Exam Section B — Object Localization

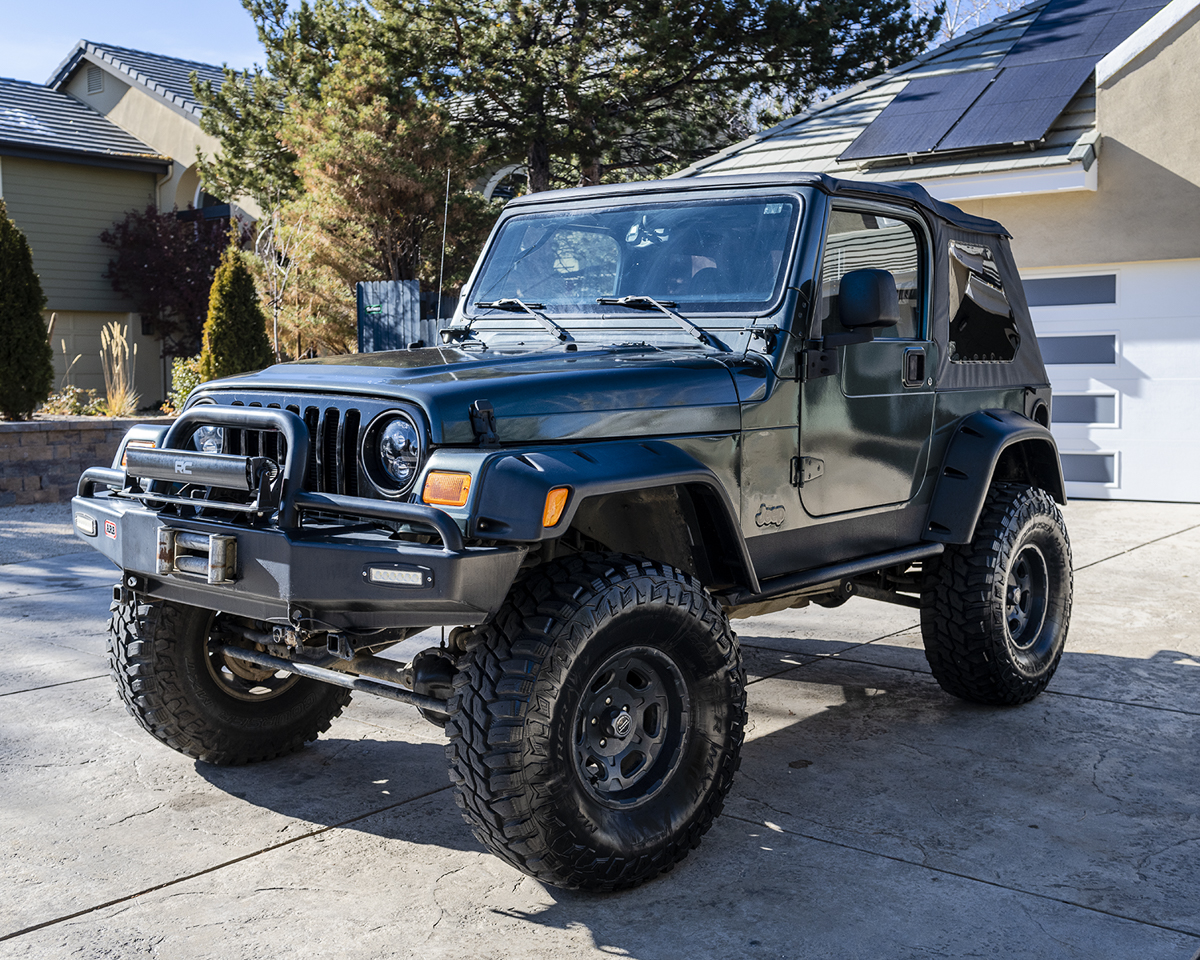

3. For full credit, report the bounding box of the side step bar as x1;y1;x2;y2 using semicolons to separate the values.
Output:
722;542;944;607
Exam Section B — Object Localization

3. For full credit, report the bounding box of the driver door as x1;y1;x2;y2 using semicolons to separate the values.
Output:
799;205;936;517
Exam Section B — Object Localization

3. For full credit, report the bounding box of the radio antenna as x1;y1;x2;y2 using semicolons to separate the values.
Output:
437;167;451;325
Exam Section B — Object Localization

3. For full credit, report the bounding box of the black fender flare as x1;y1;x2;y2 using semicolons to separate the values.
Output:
469;439;759;594
923;409;1066;545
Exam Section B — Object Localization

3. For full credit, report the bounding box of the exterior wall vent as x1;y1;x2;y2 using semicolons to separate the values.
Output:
87;66;104;94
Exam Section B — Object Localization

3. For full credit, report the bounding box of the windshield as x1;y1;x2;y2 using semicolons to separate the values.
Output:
469;196;801;318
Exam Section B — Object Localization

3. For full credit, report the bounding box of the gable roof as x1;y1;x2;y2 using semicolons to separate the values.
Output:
0;77;168;172
677;0;1173;197
47;40;228;119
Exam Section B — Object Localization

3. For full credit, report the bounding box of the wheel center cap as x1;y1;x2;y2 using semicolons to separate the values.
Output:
613;712;633;738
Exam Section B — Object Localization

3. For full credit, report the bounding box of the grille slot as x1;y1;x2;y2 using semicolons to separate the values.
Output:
342;409;361;496
321;407;340;493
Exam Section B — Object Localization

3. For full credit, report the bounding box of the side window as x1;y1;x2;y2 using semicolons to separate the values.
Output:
819;208;923;339
948;241;1018;362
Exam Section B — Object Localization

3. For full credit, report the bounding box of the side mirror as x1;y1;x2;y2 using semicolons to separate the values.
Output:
838;269;900;329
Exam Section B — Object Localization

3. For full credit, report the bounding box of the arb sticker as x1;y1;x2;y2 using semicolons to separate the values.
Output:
104;520;117;540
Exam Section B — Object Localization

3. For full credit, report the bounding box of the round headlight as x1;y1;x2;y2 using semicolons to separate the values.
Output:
193;425;224;454
379;416;421;488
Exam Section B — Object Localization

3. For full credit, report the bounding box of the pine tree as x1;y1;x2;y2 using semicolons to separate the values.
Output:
199;243;275;381
0;201;53;420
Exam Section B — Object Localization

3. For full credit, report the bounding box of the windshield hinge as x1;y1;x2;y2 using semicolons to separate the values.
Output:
469;400;500;447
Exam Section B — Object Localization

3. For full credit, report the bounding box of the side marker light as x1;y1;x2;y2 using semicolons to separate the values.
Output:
543;486;570;527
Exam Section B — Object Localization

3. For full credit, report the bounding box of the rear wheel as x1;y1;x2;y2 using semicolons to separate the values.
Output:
107;594;351;764
445;554;745;890
921;483;1072;705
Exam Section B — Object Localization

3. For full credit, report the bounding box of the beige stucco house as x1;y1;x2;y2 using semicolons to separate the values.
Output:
679;0;1200;502
1;42;250;406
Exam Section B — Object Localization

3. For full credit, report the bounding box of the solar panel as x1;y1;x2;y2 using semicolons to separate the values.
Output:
839;71;995;161
937;57;1096;150
836;0;1168;160
1004;0;1164;65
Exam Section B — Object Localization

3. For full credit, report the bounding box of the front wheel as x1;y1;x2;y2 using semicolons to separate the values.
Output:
921;483;1073;705
445;554;745;890
107;595;351;764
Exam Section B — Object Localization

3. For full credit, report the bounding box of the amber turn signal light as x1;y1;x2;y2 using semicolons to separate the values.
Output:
543;486;570;527
121;439;156;467
422;471;472;507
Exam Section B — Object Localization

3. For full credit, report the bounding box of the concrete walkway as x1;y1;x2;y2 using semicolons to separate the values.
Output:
1;501;1198;959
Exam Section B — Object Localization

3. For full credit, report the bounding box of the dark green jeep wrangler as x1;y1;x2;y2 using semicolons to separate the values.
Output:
73;173;1072;890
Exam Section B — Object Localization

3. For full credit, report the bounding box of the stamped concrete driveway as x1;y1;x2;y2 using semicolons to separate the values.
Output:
1;501;1198;960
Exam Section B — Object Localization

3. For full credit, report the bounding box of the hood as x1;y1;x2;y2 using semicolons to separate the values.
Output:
200;345;744;444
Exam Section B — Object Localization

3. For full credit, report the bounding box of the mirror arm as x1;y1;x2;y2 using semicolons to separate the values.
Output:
821;328;876;348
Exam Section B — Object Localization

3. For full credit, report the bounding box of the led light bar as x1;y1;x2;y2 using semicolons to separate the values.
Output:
366;565;432;588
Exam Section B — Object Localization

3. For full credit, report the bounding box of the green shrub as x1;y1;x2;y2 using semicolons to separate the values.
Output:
162;355;206;415
199;243;275;382
0;201;54;419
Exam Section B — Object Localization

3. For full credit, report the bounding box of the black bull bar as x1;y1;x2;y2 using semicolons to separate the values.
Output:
73;406;523;630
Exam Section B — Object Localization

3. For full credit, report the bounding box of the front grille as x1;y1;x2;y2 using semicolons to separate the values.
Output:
201;394;400;498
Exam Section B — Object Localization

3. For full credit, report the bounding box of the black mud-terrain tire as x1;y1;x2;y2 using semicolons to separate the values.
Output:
107;594;351;764
921;483;1073;705
445;554;745;891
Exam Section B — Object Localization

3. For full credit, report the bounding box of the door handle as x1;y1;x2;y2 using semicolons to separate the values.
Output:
903;347;926;387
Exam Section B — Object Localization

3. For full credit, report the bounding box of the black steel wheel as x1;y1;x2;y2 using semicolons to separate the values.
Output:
573;646;690;806
446;554;745;890
107;594;351;764
921;483;1073;705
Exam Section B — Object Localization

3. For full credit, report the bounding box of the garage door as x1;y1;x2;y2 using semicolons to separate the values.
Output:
1024;260;1200;502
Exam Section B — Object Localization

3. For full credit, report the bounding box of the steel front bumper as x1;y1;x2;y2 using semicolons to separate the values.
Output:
72;489;525;629
70;405;527;630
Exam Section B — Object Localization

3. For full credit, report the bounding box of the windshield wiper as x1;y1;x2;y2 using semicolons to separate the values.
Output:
596;295;731;352
473;298;575;343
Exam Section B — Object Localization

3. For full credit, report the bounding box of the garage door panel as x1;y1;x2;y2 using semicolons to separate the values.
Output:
1026;259;1200;503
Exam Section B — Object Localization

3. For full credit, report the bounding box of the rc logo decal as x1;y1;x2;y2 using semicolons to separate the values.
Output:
174;459;194;475
104;519;117;539
755;503;786;528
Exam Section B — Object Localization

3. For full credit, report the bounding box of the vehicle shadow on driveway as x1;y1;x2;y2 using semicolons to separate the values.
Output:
191;735;487;854
486;641;1200;957
185;639;1199;958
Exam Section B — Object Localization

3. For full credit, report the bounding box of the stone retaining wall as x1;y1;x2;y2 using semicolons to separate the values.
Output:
0;418;173;506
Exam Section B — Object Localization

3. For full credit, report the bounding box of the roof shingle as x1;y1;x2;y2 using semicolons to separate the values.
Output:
0;77;167;170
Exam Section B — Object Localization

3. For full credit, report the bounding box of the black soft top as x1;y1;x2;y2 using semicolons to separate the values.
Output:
506;172;1045;391
506;172;1010;237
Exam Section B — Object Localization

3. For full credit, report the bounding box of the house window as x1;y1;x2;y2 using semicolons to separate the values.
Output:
1024;275;1116;307
87;66;104;95
1038;334;1116;365
819;208;923;339
948;241;1018;362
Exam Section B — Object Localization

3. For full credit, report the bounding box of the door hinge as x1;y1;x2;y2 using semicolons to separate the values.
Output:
791;456;824;487
802;347;838;381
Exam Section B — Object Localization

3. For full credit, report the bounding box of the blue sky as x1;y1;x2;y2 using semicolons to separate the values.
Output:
0;0;264;83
